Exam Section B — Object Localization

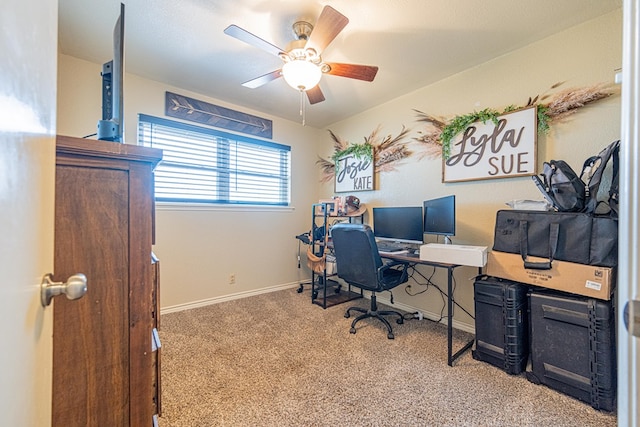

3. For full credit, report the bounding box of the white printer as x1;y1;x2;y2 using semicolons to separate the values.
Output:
419;243;488;267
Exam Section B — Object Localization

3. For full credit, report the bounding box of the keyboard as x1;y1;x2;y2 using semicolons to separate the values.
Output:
377;243;405;253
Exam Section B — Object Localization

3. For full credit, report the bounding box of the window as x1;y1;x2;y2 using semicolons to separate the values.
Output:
138;114;290;205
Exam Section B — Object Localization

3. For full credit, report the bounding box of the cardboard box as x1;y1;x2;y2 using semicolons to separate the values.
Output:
487;251;614;300
325;254;337;275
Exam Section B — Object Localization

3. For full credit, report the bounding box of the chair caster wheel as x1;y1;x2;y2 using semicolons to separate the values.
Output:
344;312;350;319
350;327;356;334
296;287;303;293
396;318;403;325
387;333;395;339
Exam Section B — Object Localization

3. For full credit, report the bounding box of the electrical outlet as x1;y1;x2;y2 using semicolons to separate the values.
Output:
229;273;236;285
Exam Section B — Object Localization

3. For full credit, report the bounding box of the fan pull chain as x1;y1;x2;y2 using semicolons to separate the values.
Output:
299;89;306;126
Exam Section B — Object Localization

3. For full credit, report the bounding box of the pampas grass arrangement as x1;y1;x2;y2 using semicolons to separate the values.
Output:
316;125;412;183
315;81;616;181
542;82;615;123
414;81;617;158
413;111;447;160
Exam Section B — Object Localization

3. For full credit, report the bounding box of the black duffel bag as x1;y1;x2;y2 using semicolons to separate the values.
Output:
492;210;618;269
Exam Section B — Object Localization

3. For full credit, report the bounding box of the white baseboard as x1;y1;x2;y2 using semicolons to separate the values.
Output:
160;281;301;314
375;294;475;334
160;281;476;335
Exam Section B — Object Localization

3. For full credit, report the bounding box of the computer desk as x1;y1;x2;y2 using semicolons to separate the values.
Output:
380;251;476;366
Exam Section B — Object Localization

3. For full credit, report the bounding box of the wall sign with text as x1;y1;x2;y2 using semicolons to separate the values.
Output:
334;146;374;192
443;106;537;183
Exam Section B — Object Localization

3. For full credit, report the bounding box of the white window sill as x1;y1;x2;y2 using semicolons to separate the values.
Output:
156;202;295;213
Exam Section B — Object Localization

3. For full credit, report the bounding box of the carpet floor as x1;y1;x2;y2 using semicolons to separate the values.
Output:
157;288;617;426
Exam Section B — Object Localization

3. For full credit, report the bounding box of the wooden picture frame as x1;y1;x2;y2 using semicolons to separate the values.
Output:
443;106;537;183
334;146;374;192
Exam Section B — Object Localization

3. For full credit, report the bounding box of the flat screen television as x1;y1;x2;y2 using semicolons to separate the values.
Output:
97;3;125;142
423;195;456;243
372;206;424;245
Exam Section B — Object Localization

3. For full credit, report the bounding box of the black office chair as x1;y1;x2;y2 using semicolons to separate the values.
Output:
331;223;410;339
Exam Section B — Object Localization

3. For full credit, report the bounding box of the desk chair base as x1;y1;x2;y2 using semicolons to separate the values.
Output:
344;294;403;339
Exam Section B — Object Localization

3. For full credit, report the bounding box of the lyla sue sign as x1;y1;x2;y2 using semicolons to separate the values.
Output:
443;106;537;183
334;146;374;192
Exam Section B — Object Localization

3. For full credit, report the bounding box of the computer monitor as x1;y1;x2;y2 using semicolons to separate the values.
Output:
97;3;125;142
372;206;424;245
423;195;456;243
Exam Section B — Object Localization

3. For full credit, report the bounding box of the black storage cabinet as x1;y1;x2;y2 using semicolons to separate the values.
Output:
472;275;529;374
526;289;616;411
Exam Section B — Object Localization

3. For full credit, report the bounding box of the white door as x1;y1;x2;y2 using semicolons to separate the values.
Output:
0;0;57;425
618;1;640;426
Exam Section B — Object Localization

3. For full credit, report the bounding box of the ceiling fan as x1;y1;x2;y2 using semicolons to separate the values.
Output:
223;5;379;105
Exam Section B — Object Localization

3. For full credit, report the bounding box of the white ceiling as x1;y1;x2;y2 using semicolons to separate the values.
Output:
58;0;622;129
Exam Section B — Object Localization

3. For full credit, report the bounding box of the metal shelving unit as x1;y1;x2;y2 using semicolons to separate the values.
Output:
309;202;363;309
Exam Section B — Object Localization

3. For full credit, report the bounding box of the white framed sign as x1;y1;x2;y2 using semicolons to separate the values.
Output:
334;146;374;192
443;106;537;183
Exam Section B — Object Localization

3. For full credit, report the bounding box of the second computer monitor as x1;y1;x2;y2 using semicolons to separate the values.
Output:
372;206;424;245
423;195;456;239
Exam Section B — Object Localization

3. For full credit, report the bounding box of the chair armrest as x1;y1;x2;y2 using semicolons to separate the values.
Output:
377;261;409;282
381;260;408;269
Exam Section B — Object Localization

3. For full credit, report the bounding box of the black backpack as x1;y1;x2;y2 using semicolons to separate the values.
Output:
532;140;620;216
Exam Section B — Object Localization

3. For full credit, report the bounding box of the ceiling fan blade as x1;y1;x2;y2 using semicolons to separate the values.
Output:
306;85;325;104
305;6;348;55
325;63;379;82
224;25;285;57
242;69;283;89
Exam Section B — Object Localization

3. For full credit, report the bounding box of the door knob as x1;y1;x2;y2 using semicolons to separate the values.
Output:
40;273;87;307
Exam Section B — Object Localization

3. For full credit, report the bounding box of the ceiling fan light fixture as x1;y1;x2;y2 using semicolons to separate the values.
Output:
282;59;322;91
225;5;377;107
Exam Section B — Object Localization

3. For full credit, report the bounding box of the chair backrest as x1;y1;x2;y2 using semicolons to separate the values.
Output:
331;223;384;291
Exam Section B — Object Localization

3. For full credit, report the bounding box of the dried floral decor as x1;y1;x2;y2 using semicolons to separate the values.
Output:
317;126;411;183
415;82;617;159
317;82;616;182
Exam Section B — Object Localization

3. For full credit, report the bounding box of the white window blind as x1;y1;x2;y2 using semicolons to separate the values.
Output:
138;114;290;205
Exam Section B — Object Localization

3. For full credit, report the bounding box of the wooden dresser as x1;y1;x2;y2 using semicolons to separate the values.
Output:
52;135;163;426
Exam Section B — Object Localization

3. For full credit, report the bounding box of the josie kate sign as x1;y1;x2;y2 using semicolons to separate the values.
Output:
443;106;537;183
334;146;374;192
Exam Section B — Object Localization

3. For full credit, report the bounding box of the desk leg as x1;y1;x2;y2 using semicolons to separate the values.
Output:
447;266;453;366
447;265;474;366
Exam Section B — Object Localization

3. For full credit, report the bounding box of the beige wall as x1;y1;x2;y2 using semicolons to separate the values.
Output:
57;54;323;310
323;10;622;330
1;0;57;424
57;9;622;329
